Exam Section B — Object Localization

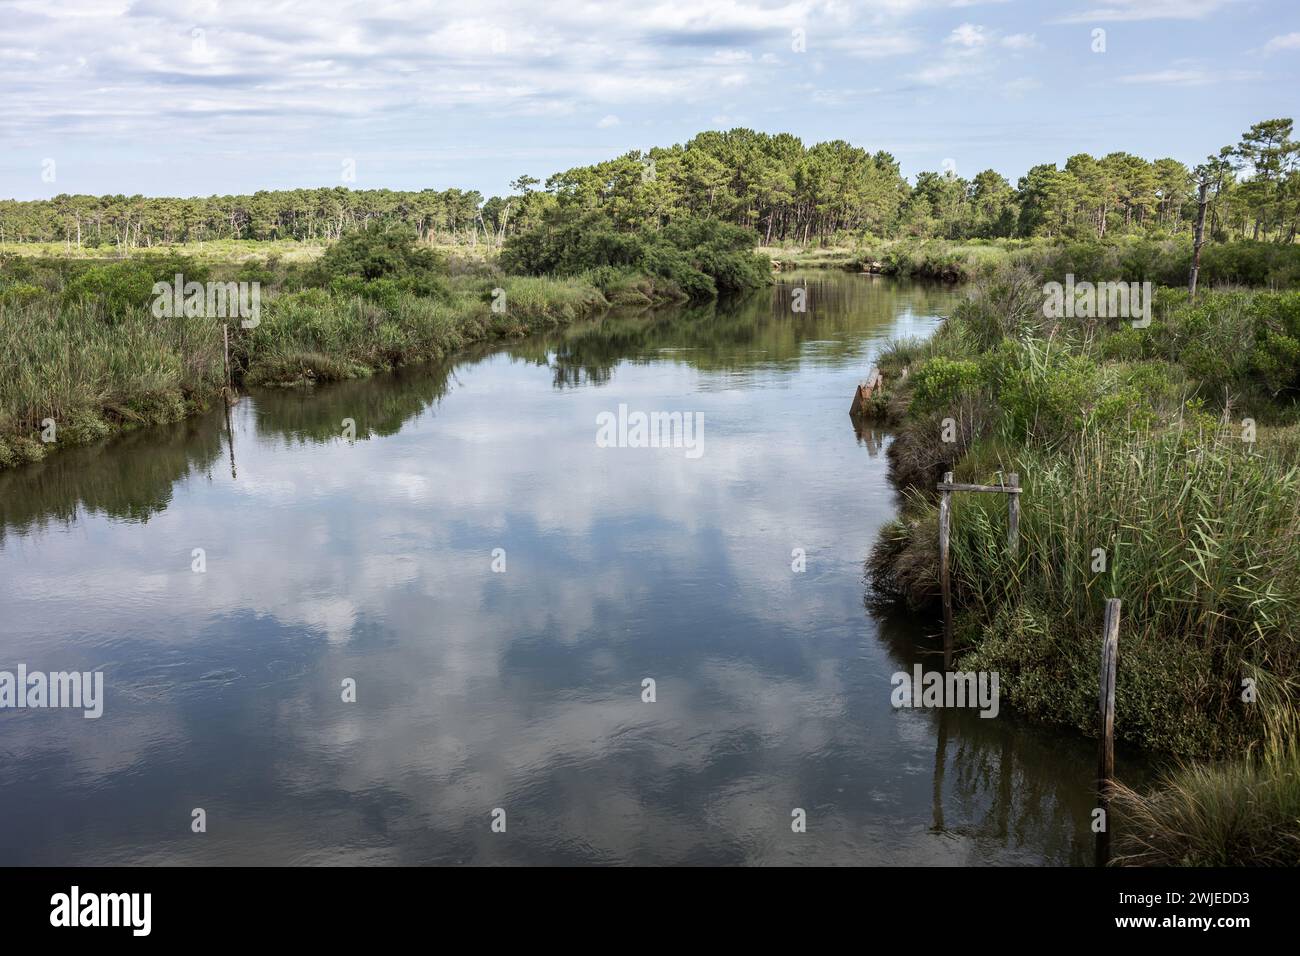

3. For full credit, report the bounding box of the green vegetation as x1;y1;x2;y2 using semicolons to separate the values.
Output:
865;260;1300;860
1111;707;1300;866
869;274;1300;754
0;228;612;470
779;236;1300;285
501;208;769;299
4;119;1297;253
0;214;779;470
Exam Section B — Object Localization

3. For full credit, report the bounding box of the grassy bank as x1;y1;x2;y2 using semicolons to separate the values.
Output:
867;267;1300;753
1111;706;1300;866
863;261;1300;860
0;226;722;470
866;261;1300;854
762;236;1300;286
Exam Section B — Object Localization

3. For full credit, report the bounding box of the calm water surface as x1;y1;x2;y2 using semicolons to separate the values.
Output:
1;273;1113;865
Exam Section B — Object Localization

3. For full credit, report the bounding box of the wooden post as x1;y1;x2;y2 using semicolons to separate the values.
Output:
934;473;1024;669
939;471;953;670
849;366;883;418
1006;472;1020;556
1096;597;1121;867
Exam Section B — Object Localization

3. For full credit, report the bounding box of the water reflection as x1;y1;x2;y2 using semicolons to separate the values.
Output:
0;273;1113;865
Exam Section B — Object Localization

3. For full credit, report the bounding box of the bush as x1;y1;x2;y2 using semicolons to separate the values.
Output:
910;356;981;412
312;223;444;283
992;339;1103;443
61;254;208;319
502;207;769;299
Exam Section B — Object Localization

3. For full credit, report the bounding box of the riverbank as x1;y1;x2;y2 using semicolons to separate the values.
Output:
862;262;1300;863
765;237;1300;287
0;238;698;471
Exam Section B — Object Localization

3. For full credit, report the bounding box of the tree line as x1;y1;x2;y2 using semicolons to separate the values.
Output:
3;119;1296;250
0;187;486;250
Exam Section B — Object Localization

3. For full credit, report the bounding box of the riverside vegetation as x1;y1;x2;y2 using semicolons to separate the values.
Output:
863;259;1300;865
5;116;1296;472
0;217;768;469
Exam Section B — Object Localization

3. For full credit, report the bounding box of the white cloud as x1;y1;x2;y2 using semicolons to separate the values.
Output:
909;22;1035;86
1264;32;1300;53
1000;33;1038;50
597;114;621;128
1057;0;1239;23
947;23;988;48
827;33;921;58
1119;68;1260;85
0;0;861;143
910;60;977;85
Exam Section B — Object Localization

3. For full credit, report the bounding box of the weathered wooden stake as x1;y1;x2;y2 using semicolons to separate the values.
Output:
849;366;884;417
939;471;954;670
1096;597;1121;867
1006;472;1020;556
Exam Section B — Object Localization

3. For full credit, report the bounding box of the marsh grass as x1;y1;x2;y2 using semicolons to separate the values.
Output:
1111;701;1300;865
953;426;1300;754
0;295;225;468
868;267;1300;757
0;253;616;468
851;237;1300;287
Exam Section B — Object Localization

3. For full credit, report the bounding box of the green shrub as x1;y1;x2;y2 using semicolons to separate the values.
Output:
502;208;768;299
910;356;982;412
994;340;1102;442
61;255;208;319
1100;325;1145;361
312;223;443;282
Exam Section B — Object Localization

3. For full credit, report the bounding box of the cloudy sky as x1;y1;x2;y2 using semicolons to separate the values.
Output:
1;0;1297;200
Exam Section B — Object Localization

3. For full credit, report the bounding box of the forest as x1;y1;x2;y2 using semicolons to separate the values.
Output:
3;119;1297;251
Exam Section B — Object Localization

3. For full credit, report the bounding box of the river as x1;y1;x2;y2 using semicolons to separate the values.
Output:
0;272;1113;865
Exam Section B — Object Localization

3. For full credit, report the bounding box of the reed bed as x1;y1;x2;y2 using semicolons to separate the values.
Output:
1110;703;1300;865
0;256;615;469
952;426;1300;755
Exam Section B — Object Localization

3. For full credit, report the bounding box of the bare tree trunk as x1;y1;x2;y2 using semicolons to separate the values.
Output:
1189;179;1209;299
497;202;510;247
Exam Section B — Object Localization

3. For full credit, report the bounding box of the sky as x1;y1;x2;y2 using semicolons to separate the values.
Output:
1;0;1298;201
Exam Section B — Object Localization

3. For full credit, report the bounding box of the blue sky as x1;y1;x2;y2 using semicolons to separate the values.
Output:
1;0;1297;201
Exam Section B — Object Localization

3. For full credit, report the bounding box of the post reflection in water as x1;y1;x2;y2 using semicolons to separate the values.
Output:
0;273;1128;865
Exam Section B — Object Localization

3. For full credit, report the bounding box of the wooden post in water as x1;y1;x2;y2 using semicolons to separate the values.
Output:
1006;472;1020;556
939;471;954;670
849;366;884;418
1096;597;1121;867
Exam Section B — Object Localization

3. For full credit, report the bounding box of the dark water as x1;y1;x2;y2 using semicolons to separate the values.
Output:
1;273;1112;865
